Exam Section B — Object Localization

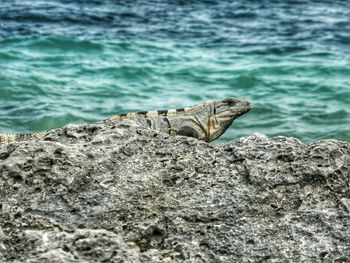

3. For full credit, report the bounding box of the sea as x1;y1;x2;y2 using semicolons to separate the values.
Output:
0;0;349;144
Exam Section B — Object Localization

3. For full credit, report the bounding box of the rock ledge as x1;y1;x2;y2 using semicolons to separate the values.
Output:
1;121;349;262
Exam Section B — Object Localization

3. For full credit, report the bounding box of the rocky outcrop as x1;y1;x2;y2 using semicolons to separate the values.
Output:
0;120;349;262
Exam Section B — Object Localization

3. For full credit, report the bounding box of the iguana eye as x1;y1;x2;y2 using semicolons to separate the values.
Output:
222;98;237;106
177;126;198;139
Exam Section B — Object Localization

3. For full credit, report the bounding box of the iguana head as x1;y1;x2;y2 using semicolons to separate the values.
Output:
205;98;252;142
174;98;252;142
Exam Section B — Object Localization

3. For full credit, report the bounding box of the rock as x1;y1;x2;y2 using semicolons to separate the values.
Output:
0;121;349;262
13;229;140;263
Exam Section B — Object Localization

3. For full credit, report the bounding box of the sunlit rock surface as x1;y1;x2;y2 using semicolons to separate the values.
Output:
0;121;349;262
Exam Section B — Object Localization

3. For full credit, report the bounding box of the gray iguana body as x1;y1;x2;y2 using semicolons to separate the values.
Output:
0;98;251;143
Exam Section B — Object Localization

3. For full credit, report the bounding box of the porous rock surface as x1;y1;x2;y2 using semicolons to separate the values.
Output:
0;120;349;262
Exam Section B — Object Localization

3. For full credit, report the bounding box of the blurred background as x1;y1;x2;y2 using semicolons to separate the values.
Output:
0;0;349;143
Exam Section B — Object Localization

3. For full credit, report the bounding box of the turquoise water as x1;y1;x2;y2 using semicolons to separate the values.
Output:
0;1;349;143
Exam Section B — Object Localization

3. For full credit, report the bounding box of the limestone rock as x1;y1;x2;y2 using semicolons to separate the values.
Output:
0;121;349;262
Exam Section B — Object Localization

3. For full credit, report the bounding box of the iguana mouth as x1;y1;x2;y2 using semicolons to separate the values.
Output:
219;107;251;117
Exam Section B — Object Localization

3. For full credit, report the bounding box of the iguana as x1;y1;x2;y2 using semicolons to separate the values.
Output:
0;98;251;143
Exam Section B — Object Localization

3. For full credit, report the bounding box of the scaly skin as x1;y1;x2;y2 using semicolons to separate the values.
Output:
0;98;252;143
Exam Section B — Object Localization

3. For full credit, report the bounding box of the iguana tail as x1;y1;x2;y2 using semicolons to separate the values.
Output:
0;131;49;143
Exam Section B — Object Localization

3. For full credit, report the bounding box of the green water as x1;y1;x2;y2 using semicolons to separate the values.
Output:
0;36;349;143
1;1;349;143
